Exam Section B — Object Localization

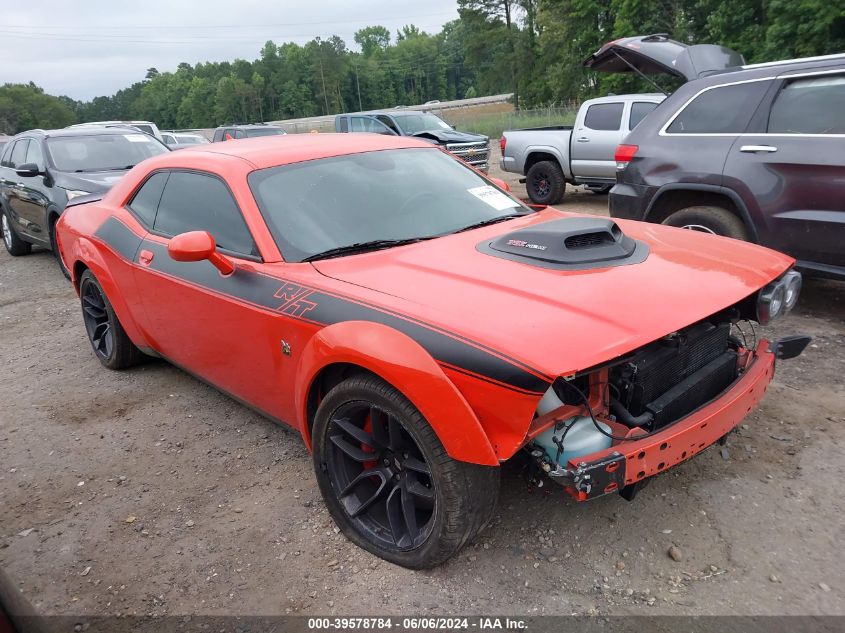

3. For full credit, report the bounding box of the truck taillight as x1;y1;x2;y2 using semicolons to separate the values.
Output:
615;144;638;171
499;135;506;154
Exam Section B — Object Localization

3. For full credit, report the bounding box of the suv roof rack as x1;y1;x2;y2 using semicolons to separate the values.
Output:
741;52;845;70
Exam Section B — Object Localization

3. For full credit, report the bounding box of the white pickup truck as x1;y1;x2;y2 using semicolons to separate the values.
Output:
499;93;664;204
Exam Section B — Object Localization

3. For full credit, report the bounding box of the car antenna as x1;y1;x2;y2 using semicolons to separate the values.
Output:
610;50;670;96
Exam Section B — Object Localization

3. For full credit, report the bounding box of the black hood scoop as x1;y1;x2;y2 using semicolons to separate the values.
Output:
477;217;648;270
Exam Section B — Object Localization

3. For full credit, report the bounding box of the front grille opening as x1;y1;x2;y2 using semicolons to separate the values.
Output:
565;231;614;249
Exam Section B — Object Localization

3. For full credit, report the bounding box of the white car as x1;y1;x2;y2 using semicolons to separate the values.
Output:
67;120;164;143
161;132;210;148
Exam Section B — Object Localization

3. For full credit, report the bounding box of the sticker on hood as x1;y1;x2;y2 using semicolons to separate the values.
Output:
467;185;516;211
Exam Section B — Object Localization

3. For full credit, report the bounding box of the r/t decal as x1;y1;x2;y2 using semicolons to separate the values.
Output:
273;282;318;317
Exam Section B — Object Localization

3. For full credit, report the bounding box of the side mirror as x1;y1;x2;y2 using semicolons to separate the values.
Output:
167;231;234;276
15;163;42;178
488;177;510;192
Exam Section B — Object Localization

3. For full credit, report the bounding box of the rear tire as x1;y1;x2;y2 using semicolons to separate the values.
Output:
79;270;143;369
662;206;749;240
526;160;565;205
2;208;32;256
312;374;499;568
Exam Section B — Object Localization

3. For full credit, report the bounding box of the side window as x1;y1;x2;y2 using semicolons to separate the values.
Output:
768;74;845;134
25;140;44;169
153;171;257;257
349;117;367;132
127;172;168;227
0;142;14;167
629;102;659;130
338;117;349;132
667;81;770;134
232;129;246;139
375;115;400;134
10;140;29;169
583;103;623;131
163;134;175;145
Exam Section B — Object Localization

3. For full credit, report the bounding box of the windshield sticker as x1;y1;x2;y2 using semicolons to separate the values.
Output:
467;185;515;211
125;134;150;143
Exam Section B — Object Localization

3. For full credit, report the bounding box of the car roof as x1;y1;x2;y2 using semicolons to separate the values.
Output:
215;124;283;129
152;133;434;169
583;93;665;104
689;52;845;88
12;127;151;140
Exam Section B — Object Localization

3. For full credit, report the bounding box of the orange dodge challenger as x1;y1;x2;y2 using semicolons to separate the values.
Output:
53;134;809;568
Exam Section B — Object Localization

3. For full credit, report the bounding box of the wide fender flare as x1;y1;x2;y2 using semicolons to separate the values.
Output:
295;320;499;466
70;235;149;349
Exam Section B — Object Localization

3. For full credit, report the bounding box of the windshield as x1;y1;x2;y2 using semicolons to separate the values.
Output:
245;127;285;138
248;148;529;262
393;113;452;135
47;133;169;172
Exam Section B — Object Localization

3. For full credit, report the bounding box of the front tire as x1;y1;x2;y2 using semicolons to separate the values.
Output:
662;206;749;240
2;208;32;256
79;270;143;369
312;374;499;568
526;160;565;205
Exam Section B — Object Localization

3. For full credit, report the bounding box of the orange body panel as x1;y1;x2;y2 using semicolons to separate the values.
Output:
56;135;794;468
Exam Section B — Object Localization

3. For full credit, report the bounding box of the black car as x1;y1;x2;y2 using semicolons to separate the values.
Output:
588;35;845;280
335;110;490;171
211;123;286;142
0;127;169;274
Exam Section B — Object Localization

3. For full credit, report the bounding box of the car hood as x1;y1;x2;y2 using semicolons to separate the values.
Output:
584;34;745;82
411;129;488;145
311;209;792;379
54;169;128;193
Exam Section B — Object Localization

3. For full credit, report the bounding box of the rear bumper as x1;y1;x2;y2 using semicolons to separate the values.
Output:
558;340;776;500
608;182;650;220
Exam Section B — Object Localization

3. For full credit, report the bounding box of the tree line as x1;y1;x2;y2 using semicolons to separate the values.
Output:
1;0;843;135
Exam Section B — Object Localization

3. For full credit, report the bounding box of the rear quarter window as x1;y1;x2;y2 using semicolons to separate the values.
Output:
629;102;659;130
768;74;845;134
666;80;771;134
584;103;624;131
127;172;168;226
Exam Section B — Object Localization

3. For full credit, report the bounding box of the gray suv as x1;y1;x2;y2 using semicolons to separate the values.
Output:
593;36;845;280
0;127;169;274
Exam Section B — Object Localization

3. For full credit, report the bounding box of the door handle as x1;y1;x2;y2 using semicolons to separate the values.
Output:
740;145;777;153
576;137;590;143
138;249;154;266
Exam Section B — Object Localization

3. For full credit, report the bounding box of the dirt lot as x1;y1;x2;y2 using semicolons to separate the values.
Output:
1;150;844;619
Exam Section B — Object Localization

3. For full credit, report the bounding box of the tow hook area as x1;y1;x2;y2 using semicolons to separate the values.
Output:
773;335;811;360
548;452;626;501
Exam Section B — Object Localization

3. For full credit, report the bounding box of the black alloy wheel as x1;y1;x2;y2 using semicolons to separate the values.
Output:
78;270;143;369
81;278;114;361
325;401;436;550
312;375;500;568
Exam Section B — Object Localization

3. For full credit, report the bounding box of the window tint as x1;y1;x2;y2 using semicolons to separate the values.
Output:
153;171;256;256
1;142;15;167
667;81;770;134
25;140;44;168
768;75;845;134
584;103;623;131
163;135;176;145
350;117;392;134
629;102;658;130
338;117;349;132
127;172;168;226
10;140;29;169
245;127;284;137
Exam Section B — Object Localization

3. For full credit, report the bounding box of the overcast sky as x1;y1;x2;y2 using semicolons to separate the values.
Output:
0;0;460;101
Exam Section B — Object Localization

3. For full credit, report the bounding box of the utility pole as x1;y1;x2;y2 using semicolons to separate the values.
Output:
319;55;329;115
354;63;363;112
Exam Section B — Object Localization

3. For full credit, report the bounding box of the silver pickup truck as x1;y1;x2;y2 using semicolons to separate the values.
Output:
500;93;664;204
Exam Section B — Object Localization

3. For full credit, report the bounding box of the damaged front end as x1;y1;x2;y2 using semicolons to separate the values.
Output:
525;271;810;501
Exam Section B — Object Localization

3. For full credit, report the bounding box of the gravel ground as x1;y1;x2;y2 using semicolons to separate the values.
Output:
1;149;844;618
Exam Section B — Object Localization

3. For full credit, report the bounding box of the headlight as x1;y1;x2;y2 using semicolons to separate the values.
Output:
756;269;802;324
65;189;90;201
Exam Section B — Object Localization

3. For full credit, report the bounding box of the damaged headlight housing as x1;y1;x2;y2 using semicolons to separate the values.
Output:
757;270;802;324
